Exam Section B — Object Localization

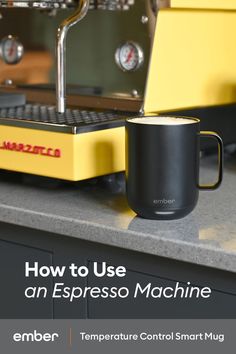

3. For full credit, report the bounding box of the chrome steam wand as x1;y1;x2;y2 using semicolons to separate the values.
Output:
56;0;90;113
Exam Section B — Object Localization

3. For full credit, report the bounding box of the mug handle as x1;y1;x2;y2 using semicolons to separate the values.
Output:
198;131;224;190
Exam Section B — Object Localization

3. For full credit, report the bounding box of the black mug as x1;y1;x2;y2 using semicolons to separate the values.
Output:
125;116;223;220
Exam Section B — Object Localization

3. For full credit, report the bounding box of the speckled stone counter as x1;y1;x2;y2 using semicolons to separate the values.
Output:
0;154;235;273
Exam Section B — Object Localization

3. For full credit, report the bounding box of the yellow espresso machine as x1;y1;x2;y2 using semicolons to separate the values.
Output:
0;0;236;181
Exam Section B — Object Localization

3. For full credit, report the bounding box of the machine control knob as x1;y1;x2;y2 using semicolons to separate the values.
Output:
0;35;24;65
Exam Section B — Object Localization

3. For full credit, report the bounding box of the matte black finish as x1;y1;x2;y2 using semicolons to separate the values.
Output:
126;117;223;220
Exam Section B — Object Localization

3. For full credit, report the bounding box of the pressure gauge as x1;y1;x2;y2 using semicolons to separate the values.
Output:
0;35;24;65
115;41;144;72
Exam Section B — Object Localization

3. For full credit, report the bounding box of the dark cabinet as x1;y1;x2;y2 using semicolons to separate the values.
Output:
0;222;236;319
0;239;53;318
87;266;236;318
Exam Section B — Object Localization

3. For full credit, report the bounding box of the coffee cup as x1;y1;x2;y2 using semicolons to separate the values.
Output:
125;116;223;220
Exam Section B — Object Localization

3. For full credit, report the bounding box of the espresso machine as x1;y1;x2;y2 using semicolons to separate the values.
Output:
0;0;236;181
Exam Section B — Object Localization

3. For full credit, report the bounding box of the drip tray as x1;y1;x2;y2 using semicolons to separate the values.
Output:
0;104;137;134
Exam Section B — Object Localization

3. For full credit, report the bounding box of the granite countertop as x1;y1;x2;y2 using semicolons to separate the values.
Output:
0;153;235;273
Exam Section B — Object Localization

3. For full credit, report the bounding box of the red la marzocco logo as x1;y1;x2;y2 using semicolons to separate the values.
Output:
0;141;61;158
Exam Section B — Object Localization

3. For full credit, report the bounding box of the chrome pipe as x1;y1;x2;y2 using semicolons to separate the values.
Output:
56;0;90;113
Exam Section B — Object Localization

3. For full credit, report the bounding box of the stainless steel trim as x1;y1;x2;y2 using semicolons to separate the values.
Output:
0;117;126;134
0;117;76;134
56;0;90;113
0;104;134;134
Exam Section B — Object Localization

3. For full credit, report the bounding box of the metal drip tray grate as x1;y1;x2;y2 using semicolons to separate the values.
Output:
0;104;137;134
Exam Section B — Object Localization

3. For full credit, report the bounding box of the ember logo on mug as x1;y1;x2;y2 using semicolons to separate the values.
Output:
153;199;176;205
125;116;223;220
